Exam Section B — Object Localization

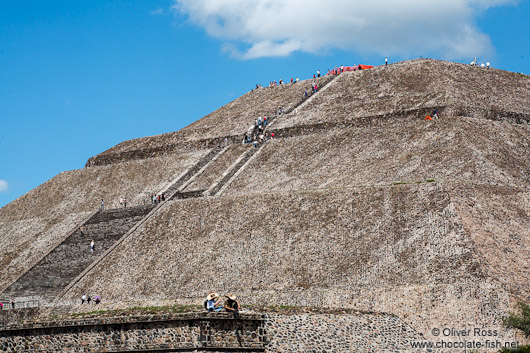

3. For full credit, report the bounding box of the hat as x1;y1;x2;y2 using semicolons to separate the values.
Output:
225;294;237;301
207;292;219;301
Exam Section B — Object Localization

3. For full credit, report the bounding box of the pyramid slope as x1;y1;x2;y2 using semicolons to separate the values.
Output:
1;59;528;342
0;151;206;222
57;184;522;335
87;75;333;166
224;116;530;195
61;184;483;301
275;59;530;130
0;151;207;291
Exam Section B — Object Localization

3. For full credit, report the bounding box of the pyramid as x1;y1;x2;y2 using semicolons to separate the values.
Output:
1;59;529;344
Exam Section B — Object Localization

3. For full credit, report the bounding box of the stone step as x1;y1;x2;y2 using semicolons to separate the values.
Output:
208;145;261;196
1;206;154;304
164;147;225;199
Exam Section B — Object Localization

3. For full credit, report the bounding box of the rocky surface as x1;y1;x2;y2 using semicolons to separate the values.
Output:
2;205;154;304
274;59;530;130
184;144;250;192
1;59;529;351
88;75;333;165
224;117;529;195
0;213;91;292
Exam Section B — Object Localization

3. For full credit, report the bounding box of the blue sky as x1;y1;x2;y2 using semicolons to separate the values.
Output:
1;0;529;208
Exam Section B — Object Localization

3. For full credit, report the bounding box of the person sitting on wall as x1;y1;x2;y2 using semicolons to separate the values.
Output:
205;293;223;312
224;294;241;319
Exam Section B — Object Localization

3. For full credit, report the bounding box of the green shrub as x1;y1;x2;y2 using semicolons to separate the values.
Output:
499;346;530;353
501;302;530;352
503;302;530;338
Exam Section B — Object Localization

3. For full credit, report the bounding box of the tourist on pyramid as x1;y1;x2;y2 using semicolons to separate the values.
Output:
90;240;95;253
81;294;87;304
224;294;241;319
205;293;223;312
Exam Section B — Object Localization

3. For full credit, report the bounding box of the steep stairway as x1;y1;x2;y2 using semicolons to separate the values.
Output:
164;146;225;199
206;145;263;196
204;75;339;197
1;205;154;304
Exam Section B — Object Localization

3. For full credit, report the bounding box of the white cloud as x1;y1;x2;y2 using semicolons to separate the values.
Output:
172;0;516;59
0;180;8;193
150;8;164;15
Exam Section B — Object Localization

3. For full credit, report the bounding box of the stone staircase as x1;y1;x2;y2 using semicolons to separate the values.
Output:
207;145;263;196
1;205;154;305
203;75;339;197
165;146;225;199
2;77;341;306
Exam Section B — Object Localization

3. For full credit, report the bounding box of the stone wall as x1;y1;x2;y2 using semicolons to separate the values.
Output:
1;309;523;352
0;312;266;352
264;312;424;353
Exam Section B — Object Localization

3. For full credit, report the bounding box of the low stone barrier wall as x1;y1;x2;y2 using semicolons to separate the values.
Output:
0;312;266;352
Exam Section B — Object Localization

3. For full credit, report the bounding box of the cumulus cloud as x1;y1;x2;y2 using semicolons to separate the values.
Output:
172;0;516;59
0;180;8;193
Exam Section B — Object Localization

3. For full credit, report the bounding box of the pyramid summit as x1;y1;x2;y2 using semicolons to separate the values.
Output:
0;58;529;352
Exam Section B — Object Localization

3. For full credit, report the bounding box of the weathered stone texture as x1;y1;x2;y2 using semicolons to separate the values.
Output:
274;59;530;130
225;117;529;195
89;75;333;165
0;312;266;352
450;184;530;299
0;213;91;291
0;152;207;221
2;206;154;304
58;185;501;330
